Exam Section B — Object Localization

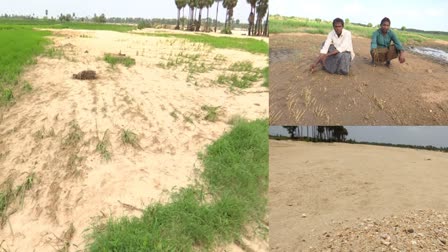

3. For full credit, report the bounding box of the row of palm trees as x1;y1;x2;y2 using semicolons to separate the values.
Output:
283;126;349;142
174;0;269;35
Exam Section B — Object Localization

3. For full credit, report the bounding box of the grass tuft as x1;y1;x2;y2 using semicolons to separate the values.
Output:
201;105;220;122
63;121;84;147
0;173;35;226
121;129;141;149
96;130;112;161
104;54;136;67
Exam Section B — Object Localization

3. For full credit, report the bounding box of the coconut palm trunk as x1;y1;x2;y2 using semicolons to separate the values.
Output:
206;6;210;31
214;1;219;32
176;8;181;29
182;7;185;30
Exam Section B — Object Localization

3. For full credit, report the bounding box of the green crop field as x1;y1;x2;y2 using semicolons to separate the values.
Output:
0;25;51;103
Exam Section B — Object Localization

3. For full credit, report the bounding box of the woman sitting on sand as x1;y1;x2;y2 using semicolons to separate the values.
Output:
310;18;355;75
370;17;406;66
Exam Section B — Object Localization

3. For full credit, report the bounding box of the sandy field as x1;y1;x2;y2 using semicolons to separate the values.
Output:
270;33;448;125
0;28;268;251
269;140;448;251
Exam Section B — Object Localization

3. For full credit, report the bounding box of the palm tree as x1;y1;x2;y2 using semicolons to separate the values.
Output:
255;0;268;35
205;0;214;32
222;0;238;34
247;0;256;35
263;8;269;36
283;126;298;139
187;0;196;31
214;0;222;32
196;0;207;31
182;0;189;30
317;126;324;140
175;0;187;29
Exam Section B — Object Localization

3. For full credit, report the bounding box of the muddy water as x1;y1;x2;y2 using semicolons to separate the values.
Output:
409;47;448;63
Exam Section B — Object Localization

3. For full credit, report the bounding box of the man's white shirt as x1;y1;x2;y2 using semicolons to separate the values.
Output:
320;28;355;60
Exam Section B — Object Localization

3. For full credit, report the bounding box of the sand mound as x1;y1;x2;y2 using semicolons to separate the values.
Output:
313;209;448;251
0;29;267;251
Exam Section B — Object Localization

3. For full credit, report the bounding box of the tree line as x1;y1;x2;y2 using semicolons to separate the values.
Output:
272;126;448;153
174;0;269;35
283;126;348;141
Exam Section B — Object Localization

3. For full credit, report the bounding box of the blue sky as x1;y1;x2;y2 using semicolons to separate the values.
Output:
269;126;448;148
271;0;448;32
0;0;253;23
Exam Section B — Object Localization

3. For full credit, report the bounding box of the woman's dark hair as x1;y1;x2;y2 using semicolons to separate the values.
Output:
333;18;344;27
381;17;391;25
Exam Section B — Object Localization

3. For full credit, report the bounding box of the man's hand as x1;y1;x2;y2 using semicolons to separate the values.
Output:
318;54;328;65
399;51;405;63
310;63;317;73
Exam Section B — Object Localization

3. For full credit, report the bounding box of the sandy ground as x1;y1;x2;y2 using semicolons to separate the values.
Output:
270;33;448;125
269;140;448;251
0;29;268;251
135;27;269;43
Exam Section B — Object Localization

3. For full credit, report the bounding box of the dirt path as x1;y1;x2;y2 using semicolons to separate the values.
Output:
269;140;448;251
270;33;448;125
0;29;267;251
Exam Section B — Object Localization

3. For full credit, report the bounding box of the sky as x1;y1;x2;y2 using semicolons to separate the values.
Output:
269;126;448;148
271;0;448;32
0;0;253;23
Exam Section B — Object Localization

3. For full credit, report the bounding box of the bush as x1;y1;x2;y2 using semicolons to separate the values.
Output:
220;27;232;34
137;21;152;29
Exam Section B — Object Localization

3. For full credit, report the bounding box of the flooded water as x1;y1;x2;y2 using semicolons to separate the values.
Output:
409;47;448;63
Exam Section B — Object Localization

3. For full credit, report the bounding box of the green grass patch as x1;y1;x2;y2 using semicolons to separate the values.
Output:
0;25;50;104
217;72;263;89
104;54;136;67
137;32;268;55
217;60;264;89
87;119;268;251
0;19;135;32
262;67;269;87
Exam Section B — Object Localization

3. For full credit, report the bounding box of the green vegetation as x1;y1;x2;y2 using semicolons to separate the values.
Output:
87;119;268;251
201;105;220;122
0;26;50;104
96;130;112;161
0;173;35;226
0;19;135;32
104;54;136;67
137;32;268;54
262;67;269;87
62;121;84;147
217;61;264;89
270;15;448;44
121;129;141;149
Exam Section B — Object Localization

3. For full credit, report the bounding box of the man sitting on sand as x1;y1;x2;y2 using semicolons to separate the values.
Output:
310;18;355;75
370;17;406;67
